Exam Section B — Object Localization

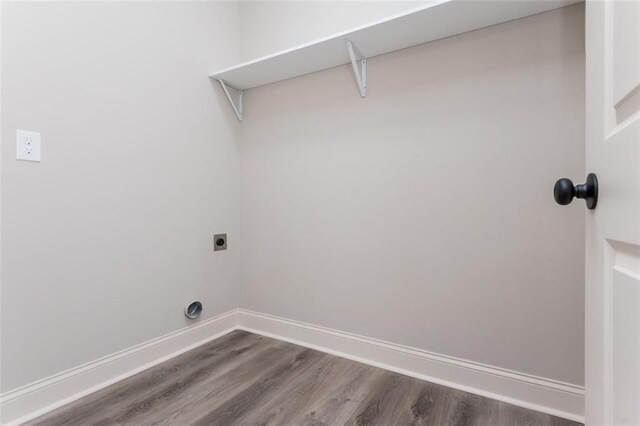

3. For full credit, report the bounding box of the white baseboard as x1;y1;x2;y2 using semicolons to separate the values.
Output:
0;309;239;426
1;308;584;425
236;309;585;423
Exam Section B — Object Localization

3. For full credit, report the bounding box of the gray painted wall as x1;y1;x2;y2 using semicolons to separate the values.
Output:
238;4;586;386
1;1;241;392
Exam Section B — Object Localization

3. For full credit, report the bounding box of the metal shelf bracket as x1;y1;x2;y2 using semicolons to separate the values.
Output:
218;79;243;121
345;39;367;98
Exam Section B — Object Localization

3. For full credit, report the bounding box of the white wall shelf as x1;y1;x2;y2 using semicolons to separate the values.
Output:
210;0;579;120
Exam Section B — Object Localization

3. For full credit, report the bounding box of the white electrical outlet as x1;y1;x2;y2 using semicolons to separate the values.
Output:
16;130;42;162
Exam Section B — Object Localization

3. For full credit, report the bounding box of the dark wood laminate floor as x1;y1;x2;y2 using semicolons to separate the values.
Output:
26;331;582;426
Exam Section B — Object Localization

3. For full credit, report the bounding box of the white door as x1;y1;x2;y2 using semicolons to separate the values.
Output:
585;0;640;425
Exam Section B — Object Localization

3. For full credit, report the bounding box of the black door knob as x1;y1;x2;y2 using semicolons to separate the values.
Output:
554;173;598;210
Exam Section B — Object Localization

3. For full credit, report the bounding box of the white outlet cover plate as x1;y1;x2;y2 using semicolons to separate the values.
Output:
16;129;41;162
